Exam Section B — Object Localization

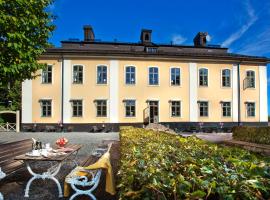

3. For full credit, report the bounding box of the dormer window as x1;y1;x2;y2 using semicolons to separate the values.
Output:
146;47;157;53
145;34;149;41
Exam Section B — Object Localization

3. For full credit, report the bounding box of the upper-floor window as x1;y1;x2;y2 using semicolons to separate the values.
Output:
222;102;231;117
171;101;181;117
73;65;83;84
222;69;231;87
170;68;180;86
199;101;208;117
97;65;107;84
96;100;107;117
125;66;136;85
71;100;82;117
124;100;136;117
146;47;158;53
199;68;208;86
42;65;52;83
40;99;52;117
246;102;255;117
149;67;159;85
246;70;255;88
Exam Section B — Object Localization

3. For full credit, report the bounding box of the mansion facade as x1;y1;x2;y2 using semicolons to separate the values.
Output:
21;26;269;131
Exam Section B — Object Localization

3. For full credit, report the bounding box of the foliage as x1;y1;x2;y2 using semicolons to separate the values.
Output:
0;81;21;111
233;126;270;145
118;127;270;200
0;0;55;86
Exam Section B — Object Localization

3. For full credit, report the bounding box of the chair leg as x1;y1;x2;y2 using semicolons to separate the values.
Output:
69;192;97;200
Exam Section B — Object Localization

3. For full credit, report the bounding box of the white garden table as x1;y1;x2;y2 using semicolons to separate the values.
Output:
15;144;82;198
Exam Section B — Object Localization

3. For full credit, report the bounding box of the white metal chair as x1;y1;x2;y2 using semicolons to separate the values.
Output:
0;168;6;200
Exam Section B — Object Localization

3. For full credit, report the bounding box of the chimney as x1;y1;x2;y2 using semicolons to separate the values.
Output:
140;29;152;44
83;25;95;41
193;32;208;47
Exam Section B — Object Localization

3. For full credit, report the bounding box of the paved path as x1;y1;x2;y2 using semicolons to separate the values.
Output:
180;132;232;143
0;132;119;156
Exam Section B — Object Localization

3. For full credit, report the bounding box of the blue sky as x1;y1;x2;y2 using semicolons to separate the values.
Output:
48;0;270;113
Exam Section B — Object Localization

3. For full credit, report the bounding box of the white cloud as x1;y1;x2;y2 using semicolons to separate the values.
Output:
171;34;187;45
222;0;258;47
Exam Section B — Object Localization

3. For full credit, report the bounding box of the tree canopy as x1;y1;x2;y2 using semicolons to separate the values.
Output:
0;0;55;86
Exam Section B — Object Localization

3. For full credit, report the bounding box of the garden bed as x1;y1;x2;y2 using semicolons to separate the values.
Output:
117;127;270;199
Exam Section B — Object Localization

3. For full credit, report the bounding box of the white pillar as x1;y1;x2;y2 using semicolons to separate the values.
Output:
16;110;20;132
109;60;119;123
189;63;198;122
259;65;268;122
63;59;71;123
21;79;32;123
232;64;238;122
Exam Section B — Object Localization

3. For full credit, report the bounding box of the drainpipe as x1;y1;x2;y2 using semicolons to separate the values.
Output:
61;56;64;128
237;62;241;126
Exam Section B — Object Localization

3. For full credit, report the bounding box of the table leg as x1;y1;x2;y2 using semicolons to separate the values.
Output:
24;161;63;198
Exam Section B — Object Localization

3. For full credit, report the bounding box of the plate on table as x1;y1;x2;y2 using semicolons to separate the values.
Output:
25;152;41;157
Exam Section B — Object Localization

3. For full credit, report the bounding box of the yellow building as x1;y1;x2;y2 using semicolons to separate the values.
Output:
21;26;269;131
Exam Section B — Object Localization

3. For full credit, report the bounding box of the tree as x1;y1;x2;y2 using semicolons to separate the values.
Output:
0;0;55;86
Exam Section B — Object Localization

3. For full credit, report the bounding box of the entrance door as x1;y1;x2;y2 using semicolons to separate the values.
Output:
149;101;159;123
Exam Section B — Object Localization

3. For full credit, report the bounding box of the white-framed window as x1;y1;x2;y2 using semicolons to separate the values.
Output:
246;70;255;88
221;102;231;117
222;69;231;87
246;102;255;117
42;65;52;84
170;68;180;86
124;100;136;117
71;100;83;117
146;47;158;53
149;67;159;85
170;101;181;117
96;100;107;117
198;101;208;117
40;99;52;117
125;66;136;85
199;68;208;86
73;65;83;84
97;65;107;84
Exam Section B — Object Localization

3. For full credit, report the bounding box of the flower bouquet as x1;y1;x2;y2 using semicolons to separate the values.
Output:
56;137;68;148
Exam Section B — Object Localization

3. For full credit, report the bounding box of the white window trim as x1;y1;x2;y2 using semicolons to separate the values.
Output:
96;64;109;85
169;100;182;118
70;99;84;117
169;66;182;87
245;101;256;118
41;64;53;84
124;65;137;86
147;66;160;86
221;101;232;118
220;68;232;88
198;67;209;87
94;99;109;118
72;64;85;84
123;99;137;118
245;69;256;89
39;98;53;118
198;100;209;118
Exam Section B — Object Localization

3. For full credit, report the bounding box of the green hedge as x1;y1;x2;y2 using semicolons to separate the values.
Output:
233;126;270;145
117;127;270;200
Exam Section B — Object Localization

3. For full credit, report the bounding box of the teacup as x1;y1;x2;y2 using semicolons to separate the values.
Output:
45;143;50;149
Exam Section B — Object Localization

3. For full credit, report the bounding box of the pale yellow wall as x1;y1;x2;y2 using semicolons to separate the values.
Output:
32;60;61;123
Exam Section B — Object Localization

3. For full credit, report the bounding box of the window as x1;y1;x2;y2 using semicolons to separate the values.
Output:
246;70;255;88
222;69;231;87
124;100;136;117
171;101;181;117
97;65;107;84
146;47;157;53
170;68;180;86
149;67;159;85
73;65;83;84
96;100;107;117
71;100;82;117
199;68;208;86
125;66;136;85
40;100;52;117
199;101;208;117
42;65;52;83
222;102;231;117
246;102;255;117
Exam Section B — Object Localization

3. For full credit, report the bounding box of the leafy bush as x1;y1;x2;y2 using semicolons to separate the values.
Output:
233;126;270;145
117;127;270;200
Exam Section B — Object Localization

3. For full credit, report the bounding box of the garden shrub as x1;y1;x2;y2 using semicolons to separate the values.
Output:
233;126;270;145
117;127;270;200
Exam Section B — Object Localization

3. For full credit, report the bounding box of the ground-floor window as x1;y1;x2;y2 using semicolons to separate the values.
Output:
222;102;231;117
124;100;136;117
96;100;107;117
40;100;51;117
171;101;181;117
246;102;255;117
199;101;208;117
71;100;83;117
